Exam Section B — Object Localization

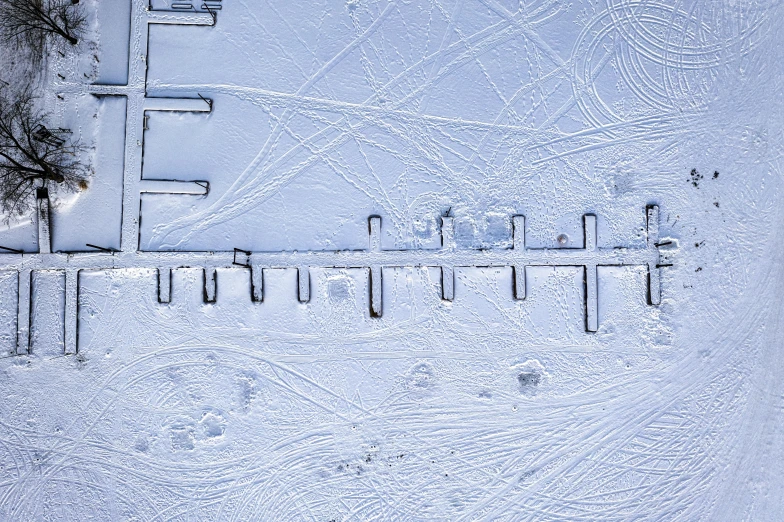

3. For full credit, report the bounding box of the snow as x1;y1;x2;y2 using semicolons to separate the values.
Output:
50;94;126;251
94;0;131;85
0;0;783;520
0;215;37;252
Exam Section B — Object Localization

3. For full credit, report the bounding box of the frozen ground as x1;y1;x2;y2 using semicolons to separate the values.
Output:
0;0;783;520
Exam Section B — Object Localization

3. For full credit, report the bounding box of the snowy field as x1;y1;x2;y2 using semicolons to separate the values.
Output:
0;0;782;520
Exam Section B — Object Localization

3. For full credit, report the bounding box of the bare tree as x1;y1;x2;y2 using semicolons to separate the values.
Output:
0;0;86;67
0;86;86;217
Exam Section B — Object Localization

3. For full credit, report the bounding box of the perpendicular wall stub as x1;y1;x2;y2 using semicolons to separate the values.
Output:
298;266;310;303
513;265;526;300
583;214;599;332
440;216;455;251
251;265;264;302
512;216;526;300
203;267;217;303
64;269;78;355
368;216;381;252
158;267;172;304
369;265;382;317
16;270;32;355
441;266;454;301
585;265;598;332
583;214;597;251
646;205;662;306
646;205;660;247
37;194;52;254
438;215;455;299
512;215;525;250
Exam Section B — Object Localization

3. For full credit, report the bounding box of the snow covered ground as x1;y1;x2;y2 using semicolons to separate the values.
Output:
0;0;783;520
